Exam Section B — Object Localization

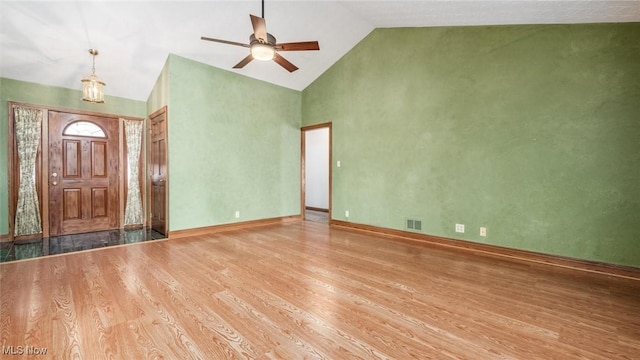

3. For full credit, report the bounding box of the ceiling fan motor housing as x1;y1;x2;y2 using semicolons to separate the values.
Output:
250;33;276;46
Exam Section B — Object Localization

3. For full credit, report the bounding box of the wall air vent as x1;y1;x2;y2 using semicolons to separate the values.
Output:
406;218;422;232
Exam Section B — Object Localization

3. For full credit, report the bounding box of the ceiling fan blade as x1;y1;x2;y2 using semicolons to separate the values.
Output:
273;53;298;72
201;36;250;48
250;14;268;43
275;41;320;51
233;54;254;69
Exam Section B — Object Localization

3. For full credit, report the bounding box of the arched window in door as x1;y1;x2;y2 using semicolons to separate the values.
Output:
63;121;106;137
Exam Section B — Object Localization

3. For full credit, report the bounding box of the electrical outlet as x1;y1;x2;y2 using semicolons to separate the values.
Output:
480;227;487;237
455;223;465;233
345;210;350;218
235;211;240;219
337;160;341;168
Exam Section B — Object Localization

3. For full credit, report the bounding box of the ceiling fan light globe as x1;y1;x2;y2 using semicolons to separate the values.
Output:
251;44;275;61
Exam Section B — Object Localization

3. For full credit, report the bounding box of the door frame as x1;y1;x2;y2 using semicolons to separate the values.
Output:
300;122;332;221
147;106;169;236
6;101;144;241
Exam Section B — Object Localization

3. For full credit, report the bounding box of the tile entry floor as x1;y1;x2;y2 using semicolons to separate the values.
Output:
3;211;326;263
0;228;166;263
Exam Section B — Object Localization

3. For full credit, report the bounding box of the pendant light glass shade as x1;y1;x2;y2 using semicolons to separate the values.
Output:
81;49;106;103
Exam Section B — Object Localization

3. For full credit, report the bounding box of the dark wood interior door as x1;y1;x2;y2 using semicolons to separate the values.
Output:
150;108;167;235
48;111;119;236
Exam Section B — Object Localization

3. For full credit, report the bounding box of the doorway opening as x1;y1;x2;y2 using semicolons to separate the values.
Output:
301;123;331;224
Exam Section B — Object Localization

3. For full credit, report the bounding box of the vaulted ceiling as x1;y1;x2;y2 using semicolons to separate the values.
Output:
1;1;639;101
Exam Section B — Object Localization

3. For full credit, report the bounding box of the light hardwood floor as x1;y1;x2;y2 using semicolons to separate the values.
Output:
1;221;639;359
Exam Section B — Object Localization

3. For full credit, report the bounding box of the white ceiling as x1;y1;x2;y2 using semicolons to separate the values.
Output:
1;1;639;101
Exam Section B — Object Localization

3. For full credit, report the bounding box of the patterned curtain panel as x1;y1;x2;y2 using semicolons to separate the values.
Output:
14;107;43;236
124;120;144;225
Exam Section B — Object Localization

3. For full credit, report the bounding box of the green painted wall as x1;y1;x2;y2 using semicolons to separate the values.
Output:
302;23;640;267
147;55;170;115
0;77;146;235
164;55;301;231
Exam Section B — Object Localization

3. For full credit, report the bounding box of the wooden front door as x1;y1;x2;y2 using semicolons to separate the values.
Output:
149;107;167;235
48;111;119;236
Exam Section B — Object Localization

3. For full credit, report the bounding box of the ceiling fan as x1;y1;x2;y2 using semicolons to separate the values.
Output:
201;0;319;72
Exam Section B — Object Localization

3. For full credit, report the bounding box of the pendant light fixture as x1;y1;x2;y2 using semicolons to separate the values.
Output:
81;49;105;103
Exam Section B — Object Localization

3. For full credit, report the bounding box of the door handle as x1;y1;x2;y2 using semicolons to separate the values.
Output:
52;181;58;186
159;179;165;182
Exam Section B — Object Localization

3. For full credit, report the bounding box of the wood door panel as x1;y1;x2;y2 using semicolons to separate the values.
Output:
153;186;165;220
63;140;81;177
49;111;119;236
159;139;166;176
152;141;160;175
91;187;108;217
63;189;81;220
91;141;107;177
